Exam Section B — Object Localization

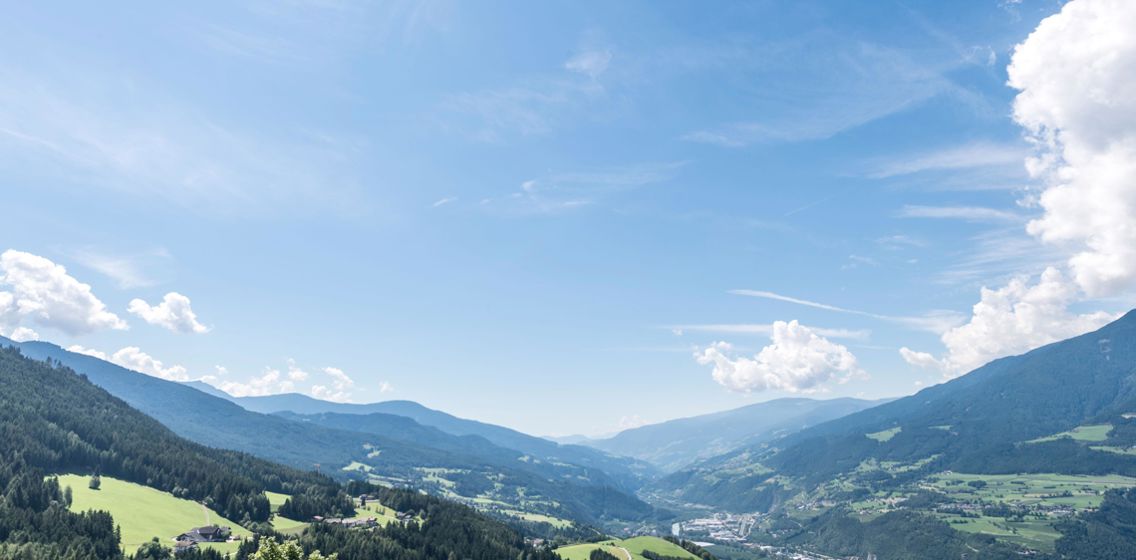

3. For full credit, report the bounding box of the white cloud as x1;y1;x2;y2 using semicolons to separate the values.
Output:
4;326;40;342
67;344;190;381
0;249;127;335
128;292;209;334
618;414;647;430
695;320;863;393
213;367;295;398
898;347;942;370
110;346;190;381
432;196;457;208
310;366;356;402
897;205;1022;222
66;345;108;360
287;359;310;381
1008;0;1136;297
900;267;1116;376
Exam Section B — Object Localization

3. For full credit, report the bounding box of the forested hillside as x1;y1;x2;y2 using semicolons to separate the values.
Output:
0;344;591;560
0;344;351;559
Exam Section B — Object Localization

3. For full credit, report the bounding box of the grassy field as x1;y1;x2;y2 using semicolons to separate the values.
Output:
355;499;402;526
940;514;1060;552
264;490;309;535
56;474;251;554
1028;424;1113;443
501;510;572;529
866;427;901;442
927;472;1136;509
920;472;1136;551
555;536;699;560
265;491;290;512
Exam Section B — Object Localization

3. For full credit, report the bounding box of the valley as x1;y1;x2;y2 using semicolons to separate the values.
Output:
10;312;1136;559
5;1;1135;558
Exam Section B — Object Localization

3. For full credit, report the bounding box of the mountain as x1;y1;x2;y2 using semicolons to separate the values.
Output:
0;343;563;560
211;389;656;489
276;410;653;522
1;337;652;525
653;311;1136;558
584;397;884;472
0;343;351;559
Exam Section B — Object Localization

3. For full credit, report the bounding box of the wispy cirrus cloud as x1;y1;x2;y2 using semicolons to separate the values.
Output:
897;205;1023;222
482;161;685;215
669;323;870;341
0;60;364;216
440;47;616;142
729;289;964;334
69;247;171;289
681;39;979;146
866;141;1028;179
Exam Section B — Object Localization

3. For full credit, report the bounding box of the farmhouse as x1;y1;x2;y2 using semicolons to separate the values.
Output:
176;525;231;543
173;539;198;554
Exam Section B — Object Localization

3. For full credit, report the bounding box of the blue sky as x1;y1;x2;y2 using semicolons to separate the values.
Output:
4;0;1126;436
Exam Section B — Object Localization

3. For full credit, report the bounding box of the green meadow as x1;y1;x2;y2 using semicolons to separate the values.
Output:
866;427;901;442
56;474;252;554
555;536;700;560
1028;424;1113;443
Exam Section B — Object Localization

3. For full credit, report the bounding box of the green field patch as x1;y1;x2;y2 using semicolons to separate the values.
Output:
926;472;1136;514
265;491;290;512
56;474;251;553
938;514;1060;552
1027;424;1113;443
354;497;414;526
501;510;572;529
555;536;699;560
270;515;308;535
866;427;901;442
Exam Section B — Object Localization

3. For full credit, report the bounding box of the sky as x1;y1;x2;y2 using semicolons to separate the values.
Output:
3;0;1134;437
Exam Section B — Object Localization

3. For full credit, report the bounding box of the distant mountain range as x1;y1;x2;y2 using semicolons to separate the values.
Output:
582;397;885;472
196;388;654;488
0;337;653;525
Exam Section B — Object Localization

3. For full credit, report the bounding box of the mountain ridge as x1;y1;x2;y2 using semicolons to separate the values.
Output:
584;396;886;471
